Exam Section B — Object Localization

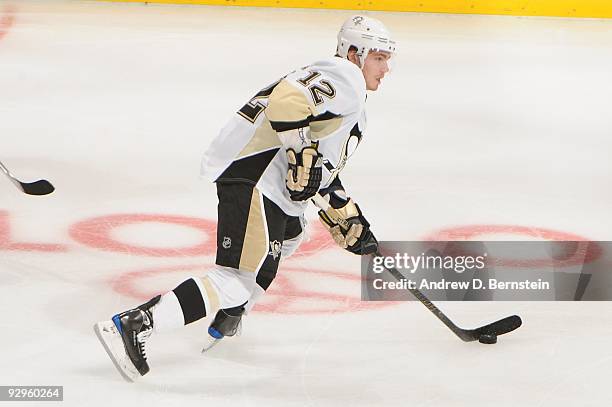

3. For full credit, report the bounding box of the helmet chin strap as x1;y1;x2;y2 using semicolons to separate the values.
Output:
346;51;364;69
357;49;368;68
347;48;369;70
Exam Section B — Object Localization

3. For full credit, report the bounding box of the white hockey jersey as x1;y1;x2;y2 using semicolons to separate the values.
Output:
201;56;367;217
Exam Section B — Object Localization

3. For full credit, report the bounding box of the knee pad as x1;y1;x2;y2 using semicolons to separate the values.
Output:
205;265;256;310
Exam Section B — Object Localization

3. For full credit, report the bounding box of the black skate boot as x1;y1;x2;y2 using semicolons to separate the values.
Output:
201;303;245;353
112;295;161;376
94;295;160;382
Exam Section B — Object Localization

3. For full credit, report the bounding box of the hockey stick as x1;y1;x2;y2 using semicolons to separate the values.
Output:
368;252;522;341
311;193;522;342
0;160;55;195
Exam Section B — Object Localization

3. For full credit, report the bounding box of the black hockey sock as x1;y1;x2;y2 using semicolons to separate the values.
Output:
173;278;207;324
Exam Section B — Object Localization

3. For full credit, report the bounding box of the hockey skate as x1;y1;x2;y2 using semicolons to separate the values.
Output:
201;304;245;353
94;295;160;382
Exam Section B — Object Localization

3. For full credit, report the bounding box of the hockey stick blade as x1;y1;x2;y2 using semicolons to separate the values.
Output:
0;160;55;196
19;179;55;195
458;315;523;342
410;286;522;342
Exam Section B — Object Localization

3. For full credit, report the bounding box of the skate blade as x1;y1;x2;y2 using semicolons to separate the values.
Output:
201;337;222;353
93;321;139;382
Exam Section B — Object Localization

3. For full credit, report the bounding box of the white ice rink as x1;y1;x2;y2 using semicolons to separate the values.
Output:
1;1;612;405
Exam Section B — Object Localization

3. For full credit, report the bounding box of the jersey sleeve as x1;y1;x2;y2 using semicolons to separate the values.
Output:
265;79;316;132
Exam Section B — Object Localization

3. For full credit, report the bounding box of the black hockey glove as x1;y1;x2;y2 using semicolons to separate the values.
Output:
285;143;323;201
318;197;378;255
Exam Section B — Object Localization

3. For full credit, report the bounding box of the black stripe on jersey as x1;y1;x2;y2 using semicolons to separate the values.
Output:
319;175;344;196
255;196;287;291
269;117;311;132
349;122;363;141
284;216;303;241
216;148;280;185
269;111;340;132
311;111;341;123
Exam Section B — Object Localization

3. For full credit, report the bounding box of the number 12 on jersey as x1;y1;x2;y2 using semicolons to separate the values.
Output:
297;71;336;105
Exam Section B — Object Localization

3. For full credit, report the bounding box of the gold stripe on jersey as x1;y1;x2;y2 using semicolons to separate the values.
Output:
310;116;343;141
265;79;315;124
239;188;268;273
236;117;282;159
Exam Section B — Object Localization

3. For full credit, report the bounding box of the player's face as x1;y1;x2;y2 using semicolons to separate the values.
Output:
362;51;392;91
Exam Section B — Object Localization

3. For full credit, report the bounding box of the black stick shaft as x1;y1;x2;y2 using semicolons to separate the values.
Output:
375;251;470;340
374;251;521;341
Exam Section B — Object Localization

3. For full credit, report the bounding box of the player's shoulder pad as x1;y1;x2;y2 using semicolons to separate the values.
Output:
265;58;366;132
284;57;365;115
310;57;366;95
265;79;315;129
307;57;366;112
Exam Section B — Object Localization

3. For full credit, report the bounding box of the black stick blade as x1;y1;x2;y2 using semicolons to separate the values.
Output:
20;179;55;196
475;315;522;337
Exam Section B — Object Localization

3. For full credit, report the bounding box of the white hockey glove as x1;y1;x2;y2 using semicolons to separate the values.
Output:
318;192;378;255
286;143;323;201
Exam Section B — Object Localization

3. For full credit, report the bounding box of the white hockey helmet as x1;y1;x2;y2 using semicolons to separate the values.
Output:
336;15;396;67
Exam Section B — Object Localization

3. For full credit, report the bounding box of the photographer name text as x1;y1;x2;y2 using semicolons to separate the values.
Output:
372;278;551;291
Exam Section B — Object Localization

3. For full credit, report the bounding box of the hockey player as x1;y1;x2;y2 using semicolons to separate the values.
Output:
94;15;396;382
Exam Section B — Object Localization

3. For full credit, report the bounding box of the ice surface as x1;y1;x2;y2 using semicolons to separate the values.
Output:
1;1;611;406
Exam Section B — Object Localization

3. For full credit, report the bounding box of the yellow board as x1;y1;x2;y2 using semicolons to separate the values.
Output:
103;0;612;18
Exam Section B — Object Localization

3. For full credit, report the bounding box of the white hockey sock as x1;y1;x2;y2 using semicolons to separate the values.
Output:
151;267;254;332
152;276;212;332
151;291;184;333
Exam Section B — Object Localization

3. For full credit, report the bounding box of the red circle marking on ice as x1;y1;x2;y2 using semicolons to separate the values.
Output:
0;211;67;252
423;225;592;241
422;225;602;268
111;263;394;315
292;221;336;256
0;6;16;43
253;266;393;314
70;214;216;257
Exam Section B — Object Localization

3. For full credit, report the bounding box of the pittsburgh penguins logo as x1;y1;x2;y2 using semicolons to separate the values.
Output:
323;123;363;185
269;240;282;260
